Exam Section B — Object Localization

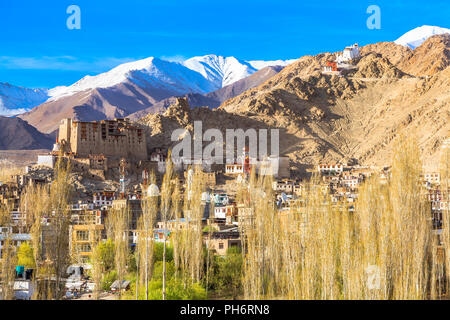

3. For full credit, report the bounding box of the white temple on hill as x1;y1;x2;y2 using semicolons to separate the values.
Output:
336;43;361;64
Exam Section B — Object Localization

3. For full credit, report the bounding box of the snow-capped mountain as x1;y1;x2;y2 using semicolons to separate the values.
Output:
246;59;297;70
46;54;294;101
0;83;49;116
47;57;218;101
182;55;255;90
395;25;450;49
18;55;294;133
3;24;449;118
182;55;296;90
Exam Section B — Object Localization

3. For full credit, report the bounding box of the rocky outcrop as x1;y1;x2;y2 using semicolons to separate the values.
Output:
138;36;449;173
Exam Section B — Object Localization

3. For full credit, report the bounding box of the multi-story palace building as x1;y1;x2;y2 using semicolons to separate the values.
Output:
58;118;147;160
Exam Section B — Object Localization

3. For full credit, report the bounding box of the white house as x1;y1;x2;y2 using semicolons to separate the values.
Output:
336;44;361;64
225;163;244;174
423;173;440;185
93;192;116;207
37;154;57;168
214;206;227;219
342;175;359;189
317;164;344;175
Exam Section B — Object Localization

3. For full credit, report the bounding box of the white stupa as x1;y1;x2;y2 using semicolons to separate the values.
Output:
52;142;61;153
201;192;211;202
147;184;160;197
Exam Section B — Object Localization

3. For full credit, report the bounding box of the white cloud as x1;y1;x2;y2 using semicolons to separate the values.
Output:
159;55;187;63
0;56;137;73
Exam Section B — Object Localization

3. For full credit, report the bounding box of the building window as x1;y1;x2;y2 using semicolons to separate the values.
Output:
218;242;224;250
77;244;92;253
76;230;89;241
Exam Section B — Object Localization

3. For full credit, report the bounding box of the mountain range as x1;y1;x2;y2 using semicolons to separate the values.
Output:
139;32;449;173
0;83;48;116
0;55;293;118
0;116;53;150
14;55;294;133
395;25;450;49
0;25;448;154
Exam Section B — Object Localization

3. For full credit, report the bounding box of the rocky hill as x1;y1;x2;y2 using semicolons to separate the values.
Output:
0;116;53;150
139;35;450;174
18;56;293;134
127;66;284;121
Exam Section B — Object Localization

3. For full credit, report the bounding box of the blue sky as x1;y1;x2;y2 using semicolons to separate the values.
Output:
0;0;448;88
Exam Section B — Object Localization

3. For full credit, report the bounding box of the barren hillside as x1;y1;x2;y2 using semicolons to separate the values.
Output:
139;35;449;173
0;116;53;150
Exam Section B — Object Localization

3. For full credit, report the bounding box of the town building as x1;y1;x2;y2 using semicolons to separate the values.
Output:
322;61;341;75
273;179;296;193
93;191;116;207
112;199;144;231
423;173;441;185
183;170;216;188
204;228;241;256
342;175;360;189
214;205;227;219
225;203;238;225
0;227;31;259
70;224;104;263
58;118;148;160
336;43;361;64
317;164;344;175
225;163;244;175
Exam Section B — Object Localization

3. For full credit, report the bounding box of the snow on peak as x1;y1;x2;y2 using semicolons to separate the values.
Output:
48;54;296;102
0;83;49;116
395;25;450;49
247;59;297;70
47;57;157;100
182;55;296;89
4;55;296;114
182;55;255;89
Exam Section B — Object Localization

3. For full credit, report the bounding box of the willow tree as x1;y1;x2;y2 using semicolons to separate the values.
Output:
110;203;129;299
171;177;183;279
0;203;16;300
239;136;438;300
439;140;449;297
90;224;104;300
205;193;216;297
277;174;348;300
241;169;283;299
182;166;205;285
160;152;176;300
280;137;435;299
20;183;50;299
138;171;158;300
383;137;434;299
47;157;73;299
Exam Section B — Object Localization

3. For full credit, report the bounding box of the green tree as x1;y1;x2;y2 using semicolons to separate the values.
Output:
123;277;206;300
211;247;243;299
154;242;173;262
92;239;115;272
17;242;36;269
102;270;118;291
